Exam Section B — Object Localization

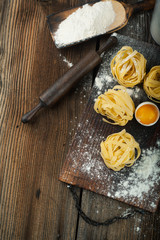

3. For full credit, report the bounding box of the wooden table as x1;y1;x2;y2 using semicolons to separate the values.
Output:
0;0;159;239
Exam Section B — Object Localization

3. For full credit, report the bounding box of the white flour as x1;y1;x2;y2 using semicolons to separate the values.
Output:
60;54;73;68
113;144;160;201
67;34;160;210
70;118;160;208
54;1;115;47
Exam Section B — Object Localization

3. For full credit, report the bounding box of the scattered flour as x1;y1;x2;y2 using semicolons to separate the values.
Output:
112;144;160;201
70;120;160;208
95;75;113;90
67;34;160;211
70;119;107;180
62;56;73;67
68;103;160;208
94;66;144;101
95;77;104;91
54;1;115;47
136;227;140;233
59;54;73;67
111;32;118;37
120;208;133;218
93;50;147;105
92;51;160;206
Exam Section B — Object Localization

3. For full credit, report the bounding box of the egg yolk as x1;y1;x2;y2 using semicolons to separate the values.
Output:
136;104;158;125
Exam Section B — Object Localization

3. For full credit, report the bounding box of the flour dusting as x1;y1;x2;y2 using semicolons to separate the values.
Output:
112;144;160;200
66;34;160;211
62;57;73;67
70;118;160;208
60;54;73;67
93;47;148;107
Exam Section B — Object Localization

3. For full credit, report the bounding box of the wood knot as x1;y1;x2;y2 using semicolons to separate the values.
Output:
36;188;41;199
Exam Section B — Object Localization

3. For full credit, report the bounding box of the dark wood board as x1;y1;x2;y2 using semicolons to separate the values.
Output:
59;33;160;213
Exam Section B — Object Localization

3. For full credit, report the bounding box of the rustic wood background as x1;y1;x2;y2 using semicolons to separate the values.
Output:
0;0;159;239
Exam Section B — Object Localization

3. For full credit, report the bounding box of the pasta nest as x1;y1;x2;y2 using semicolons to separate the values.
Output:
94;85;135;126
100;129;141;171
143;66;160;103
111;46;147;87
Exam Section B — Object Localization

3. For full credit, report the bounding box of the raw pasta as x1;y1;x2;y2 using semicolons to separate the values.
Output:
100;129;141;171
94;85;135;126
111;46;147;87
143;66;160;103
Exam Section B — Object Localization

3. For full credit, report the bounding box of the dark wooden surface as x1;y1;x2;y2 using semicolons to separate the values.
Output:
59;34;160;213
0;0;159;239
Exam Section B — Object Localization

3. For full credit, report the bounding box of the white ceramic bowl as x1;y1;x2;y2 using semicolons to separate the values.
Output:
135;101;160;127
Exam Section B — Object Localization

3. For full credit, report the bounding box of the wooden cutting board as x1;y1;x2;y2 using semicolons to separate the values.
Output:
59;34;160;213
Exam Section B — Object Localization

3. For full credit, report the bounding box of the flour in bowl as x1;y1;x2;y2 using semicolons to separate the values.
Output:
54;1;115;47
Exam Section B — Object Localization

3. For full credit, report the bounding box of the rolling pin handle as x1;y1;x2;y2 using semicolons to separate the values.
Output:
21;101;45;123
130;0;155;15
97;36;118;55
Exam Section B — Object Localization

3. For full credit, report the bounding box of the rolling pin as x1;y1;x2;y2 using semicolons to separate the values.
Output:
21;36;117;123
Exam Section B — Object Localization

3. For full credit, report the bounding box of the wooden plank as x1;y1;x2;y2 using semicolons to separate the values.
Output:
0;0;97;239
76;190;160;240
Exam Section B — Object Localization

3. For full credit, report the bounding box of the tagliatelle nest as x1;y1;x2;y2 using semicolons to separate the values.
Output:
94;85;135;126
111;46;147;87
143;66;160;103
100;129;141;171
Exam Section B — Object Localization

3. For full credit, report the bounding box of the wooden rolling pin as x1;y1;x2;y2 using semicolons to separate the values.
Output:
21;36;117;123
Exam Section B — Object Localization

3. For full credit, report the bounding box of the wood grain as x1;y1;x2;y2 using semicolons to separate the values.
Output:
0;0;95;239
